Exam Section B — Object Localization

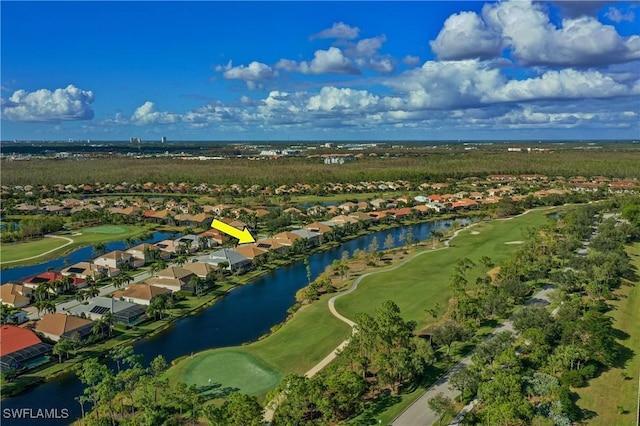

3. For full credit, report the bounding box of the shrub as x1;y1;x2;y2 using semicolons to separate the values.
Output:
560;370;585;388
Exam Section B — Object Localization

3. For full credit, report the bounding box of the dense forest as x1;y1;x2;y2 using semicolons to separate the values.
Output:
3;149;640;187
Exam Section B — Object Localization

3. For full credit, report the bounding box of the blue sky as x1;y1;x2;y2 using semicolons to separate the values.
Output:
1;1;639;141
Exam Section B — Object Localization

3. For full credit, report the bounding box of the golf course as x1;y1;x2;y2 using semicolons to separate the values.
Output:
166;209;552;399
0;224;149;267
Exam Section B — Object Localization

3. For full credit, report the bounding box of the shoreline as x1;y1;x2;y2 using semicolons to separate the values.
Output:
2;213;463;399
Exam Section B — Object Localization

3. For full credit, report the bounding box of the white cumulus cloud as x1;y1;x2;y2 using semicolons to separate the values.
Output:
310;22;360;40
1;85;94;121
276;47;360;75
482;0;640;66
430;11;502;60
216;60;279;89
131;102;180;125
605;6;636;23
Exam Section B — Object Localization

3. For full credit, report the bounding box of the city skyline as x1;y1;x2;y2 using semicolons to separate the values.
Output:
1;1;639;141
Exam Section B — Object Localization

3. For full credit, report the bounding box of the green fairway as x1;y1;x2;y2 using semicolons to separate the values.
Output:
335;210;550;329
0;237;71;263
0;225;148;268
171;350;281;397
166;294;351;396
82;225;130;235
575;243;640;425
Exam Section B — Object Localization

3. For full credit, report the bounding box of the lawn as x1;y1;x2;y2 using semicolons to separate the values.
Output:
166;294;351;396
164;209;551;407
0;237;71;263
335;210;549;329
574;242;640;426
168;350;282;398
0;225;149;267
81;225;130;235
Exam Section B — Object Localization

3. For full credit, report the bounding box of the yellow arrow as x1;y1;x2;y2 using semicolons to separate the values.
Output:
211;219;255;244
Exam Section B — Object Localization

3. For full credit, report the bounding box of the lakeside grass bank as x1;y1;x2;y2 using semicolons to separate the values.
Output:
165;209;553;416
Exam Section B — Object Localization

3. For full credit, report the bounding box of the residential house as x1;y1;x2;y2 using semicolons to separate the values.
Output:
0;325;52;373
127;243;170;264
23;272;87;291
174;235;204;252
94;250;142;269
202;248;251;272
113;284;172;306
181;262;217;278
67;297;146;325
61;261;119;279
234;244;268;260
291;229;321;244
331;215;359;226
154;240;181;255
254;239;288;255
155;267;196;287
35;313;94;342
304;222;334;235
173;213;213;228
0;284;32;308
274;231;303;244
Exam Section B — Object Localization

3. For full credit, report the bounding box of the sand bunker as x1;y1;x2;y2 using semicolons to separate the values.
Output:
504;241;523;245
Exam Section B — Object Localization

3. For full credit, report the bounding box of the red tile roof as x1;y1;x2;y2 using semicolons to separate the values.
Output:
0;324;43;356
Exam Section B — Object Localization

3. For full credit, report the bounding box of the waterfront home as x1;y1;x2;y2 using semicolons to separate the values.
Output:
67;296;146;325
94;250;141;269
23;272;87;291
234;244;268;260
155;267;196;287
127;243;170;264
113;284;172;306
35;313;94;342
181;262;217;278
291;229;321;244
202;248;251;272
174;234;206;252
0;324;52;373
61;261;119;279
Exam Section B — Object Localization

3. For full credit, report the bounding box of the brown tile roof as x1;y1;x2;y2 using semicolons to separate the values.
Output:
36;313;93;336
118;284;171;301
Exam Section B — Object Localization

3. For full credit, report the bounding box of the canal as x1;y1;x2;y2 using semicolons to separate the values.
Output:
2;219;461;424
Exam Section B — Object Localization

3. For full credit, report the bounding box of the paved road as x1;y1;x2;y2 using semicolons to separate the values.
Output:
25;269;154;320
391;285;555;426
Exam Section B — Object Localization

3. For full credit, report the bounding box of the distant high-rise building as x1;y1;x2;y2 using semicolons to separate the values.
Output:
161;136;167;143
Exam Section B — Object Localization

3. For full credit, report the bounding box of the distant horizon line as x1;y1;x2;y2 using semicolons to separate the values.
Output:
2;139;639;144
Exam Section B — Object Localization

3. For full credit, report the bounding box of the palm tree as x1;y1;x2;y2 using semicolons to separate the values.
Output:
93;242;107;256
190;276;205;297
102;311;115;337
53;338;74;363
87;285;100;298
175;254;188;267
150;260;167;275
75;290;87;303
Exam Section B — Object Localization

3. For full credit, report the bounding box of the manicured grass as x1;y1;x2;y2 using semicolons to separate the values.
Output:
166;294;351;396
575;242;640;425
81;225;130;234
0;225;149;267
0;237;71;262
335;210;549;329
174;350;282;397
